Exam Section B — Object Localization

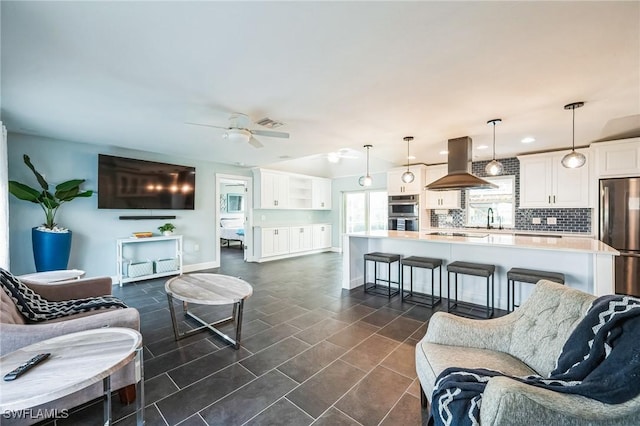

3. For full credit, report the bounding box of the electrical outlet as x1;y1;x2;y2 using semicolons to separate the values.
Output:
194;244;200;252
532;217;541;225
547;217;557;225
261;215;266;221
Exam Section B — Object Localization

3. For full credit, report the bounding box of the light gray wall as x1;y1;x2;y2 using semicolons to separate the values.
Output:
7;132;251;276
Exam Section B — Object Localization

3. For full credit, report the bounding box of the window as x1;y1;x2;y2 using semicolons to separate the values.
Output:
466;176;515;228
344;190;388;233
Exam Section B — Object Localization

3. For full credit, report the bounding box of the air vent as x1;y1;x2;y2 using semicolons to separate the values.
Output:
257;117;284;129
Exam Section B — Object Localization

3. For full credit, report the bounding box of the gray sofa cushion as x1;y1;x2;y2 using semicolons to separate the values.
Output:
507;281;594;376
417;342;537;402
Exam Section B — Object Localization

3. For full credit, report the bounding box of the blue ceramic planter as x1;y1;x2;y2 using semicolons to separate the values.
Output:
32;228;72;272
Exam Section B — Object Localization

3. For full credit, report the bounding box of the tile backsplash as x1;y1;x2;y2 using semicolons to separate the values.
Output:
429;157;591;234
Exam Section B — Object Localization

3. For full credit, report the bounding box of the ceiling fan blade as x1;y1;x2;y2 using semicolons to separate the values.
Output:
185;122;228;130
251;129;290;138
248;136;264;148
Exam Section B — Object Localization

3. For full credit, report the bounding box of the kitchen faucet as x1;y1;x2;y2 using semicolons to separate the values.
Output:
487;208;494;229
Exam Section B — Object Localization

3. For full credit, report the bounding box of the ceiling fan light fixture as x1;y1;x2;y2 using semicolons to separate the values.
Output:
485;119;503;176
225;128;251;144
401;136;415;183
359;144;373;187
561;102;586;169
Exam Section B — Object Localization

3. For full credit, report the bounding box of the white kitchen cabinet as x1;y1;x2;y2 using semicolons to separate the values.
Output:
387;165;426;195
592;138;640;177
255;170;289;209
254;169;331;210
424;164;461;209
518;150;590;208
289;225;313;253
312;224;332;249
260;227;290;257
312;178;332;209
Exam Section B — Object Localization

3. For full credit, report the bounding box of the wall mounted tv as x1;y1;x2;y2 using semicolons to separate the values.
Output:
98;154;195;210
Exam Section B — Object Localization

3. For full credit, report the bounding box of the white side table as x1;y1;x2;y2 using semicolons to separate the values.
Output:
0;328;144;425
17;269;86;284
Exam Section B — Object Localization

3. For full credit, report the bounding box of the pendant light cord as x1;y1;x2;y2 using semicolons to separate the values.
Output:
492;122;496;161
572;105;576;151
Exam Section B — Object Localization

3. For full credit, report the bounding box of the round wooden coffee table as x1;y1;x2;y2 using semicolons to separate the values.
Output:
165;273;253;349
0;328;144;425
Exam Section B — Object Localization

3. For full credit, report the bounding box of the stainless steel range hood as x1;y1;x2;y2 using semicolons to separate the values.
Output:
425;136;498;191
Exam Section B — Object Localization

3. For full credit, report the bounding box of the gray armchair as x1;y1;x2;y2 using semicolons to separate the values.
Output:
1;275;140;425
415;280;640;425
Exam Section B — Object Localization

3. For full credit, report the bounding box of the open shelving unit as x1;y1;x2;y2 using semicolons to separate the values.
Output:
116;235;183;286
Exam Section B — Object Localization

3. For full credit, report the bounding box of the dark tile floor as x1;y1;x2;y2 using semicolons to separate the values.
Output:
53;249;503;425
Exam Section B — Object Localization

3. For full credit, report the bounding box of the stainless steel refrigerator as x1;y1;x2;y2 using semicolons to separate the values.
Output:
600;177;640;297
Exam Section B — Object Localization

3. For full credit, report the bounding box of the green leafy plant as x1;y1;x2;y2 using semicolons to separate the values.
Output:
158;223;176;233
8;154;93;230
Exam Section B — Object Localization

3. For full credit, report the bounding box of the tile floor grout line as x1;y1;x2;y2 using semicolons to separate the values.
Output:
282;395;319;421
331;404;366;425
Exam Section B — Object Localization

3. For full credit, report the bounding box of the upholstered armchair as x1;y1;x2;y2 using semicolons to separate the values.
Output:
415;280;640;425
1;274;140;425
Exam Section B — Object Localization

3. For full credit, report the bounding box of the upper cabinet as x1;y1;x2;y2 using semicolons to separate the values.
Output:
424;164;461;209
256;170;289;209
592;138;640;177
312;178;332;210
387;165;426;195
518;150;590;208
254;169;332;210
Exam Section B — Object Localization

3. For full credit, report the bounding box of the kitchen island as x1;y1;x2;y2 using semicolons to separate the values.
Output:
343;230;618;310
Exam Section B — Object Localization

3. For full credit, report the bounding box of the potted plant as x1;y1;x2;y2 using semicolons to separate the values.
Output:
158;223;176;236
9;154;93;271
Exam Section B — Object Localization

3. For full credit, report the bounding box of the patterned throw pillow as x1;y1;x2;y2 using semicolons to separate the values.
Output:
0;268;128;322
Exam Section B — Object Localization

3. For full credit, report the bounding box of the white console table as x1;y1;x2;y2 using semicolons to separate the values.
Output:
116;235;183;286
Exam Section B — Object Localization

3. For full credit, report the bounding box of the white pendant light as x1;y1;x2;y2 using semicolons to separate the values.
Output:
401;136;415;183
485;119;503;176
359;144;373;187
561;102;586;168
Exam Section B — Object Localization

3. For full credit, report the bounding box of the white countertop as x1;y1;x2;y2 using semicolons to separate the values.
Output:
347;230;619;255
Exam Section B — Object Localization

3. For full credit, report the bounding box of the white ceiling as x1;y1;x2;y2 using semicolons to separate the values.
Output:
2;1;639;178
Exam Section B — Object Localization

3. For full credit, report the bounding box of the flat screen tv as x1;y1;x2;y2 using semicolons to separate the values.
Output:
98;154;195;210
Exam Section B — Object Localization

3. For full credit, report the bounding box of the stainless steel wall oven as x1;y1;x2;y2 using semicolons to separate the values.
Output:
388;194;419;231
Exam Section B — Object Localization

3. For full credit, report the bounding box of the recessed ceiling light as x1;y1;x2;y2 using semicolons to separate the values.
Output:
476;145;488;150
521;137;536;144
327;152;340;163
439;150;449;155
407;155;416;160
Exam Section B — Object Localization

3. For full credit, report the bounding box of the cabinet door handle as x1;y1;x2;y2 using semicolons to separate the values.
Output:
548;195;551;204
553;195;556;203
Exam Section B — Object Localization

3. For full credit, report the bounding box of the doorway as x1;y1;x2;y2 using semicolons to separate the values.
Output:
215;173;253;267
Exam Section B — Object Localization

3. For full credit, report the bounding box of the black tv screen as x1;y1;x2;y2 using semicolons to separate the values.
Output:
98;154;195;210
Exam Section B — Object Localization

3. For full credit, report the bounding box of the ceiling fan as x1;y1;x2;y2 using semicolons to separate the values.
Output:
186;113;289;148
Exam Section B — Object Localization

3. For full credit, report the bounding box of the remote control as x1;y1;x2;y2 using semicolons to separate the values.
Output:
3;353;51;381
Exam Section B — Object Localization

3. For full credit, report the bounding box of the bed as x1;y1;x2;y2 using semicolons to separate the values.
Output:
220;218;245;249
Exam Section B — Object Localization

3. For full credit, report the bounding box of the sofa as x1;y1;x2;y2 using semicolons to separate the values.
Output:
1;275;140;425
415;280;640;425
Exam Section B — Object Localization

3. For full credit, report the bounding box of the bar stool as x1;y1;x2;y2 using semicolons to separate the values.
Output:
447;261;496;319
363;252;401;298
507;268;565;312
400;256;442;308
